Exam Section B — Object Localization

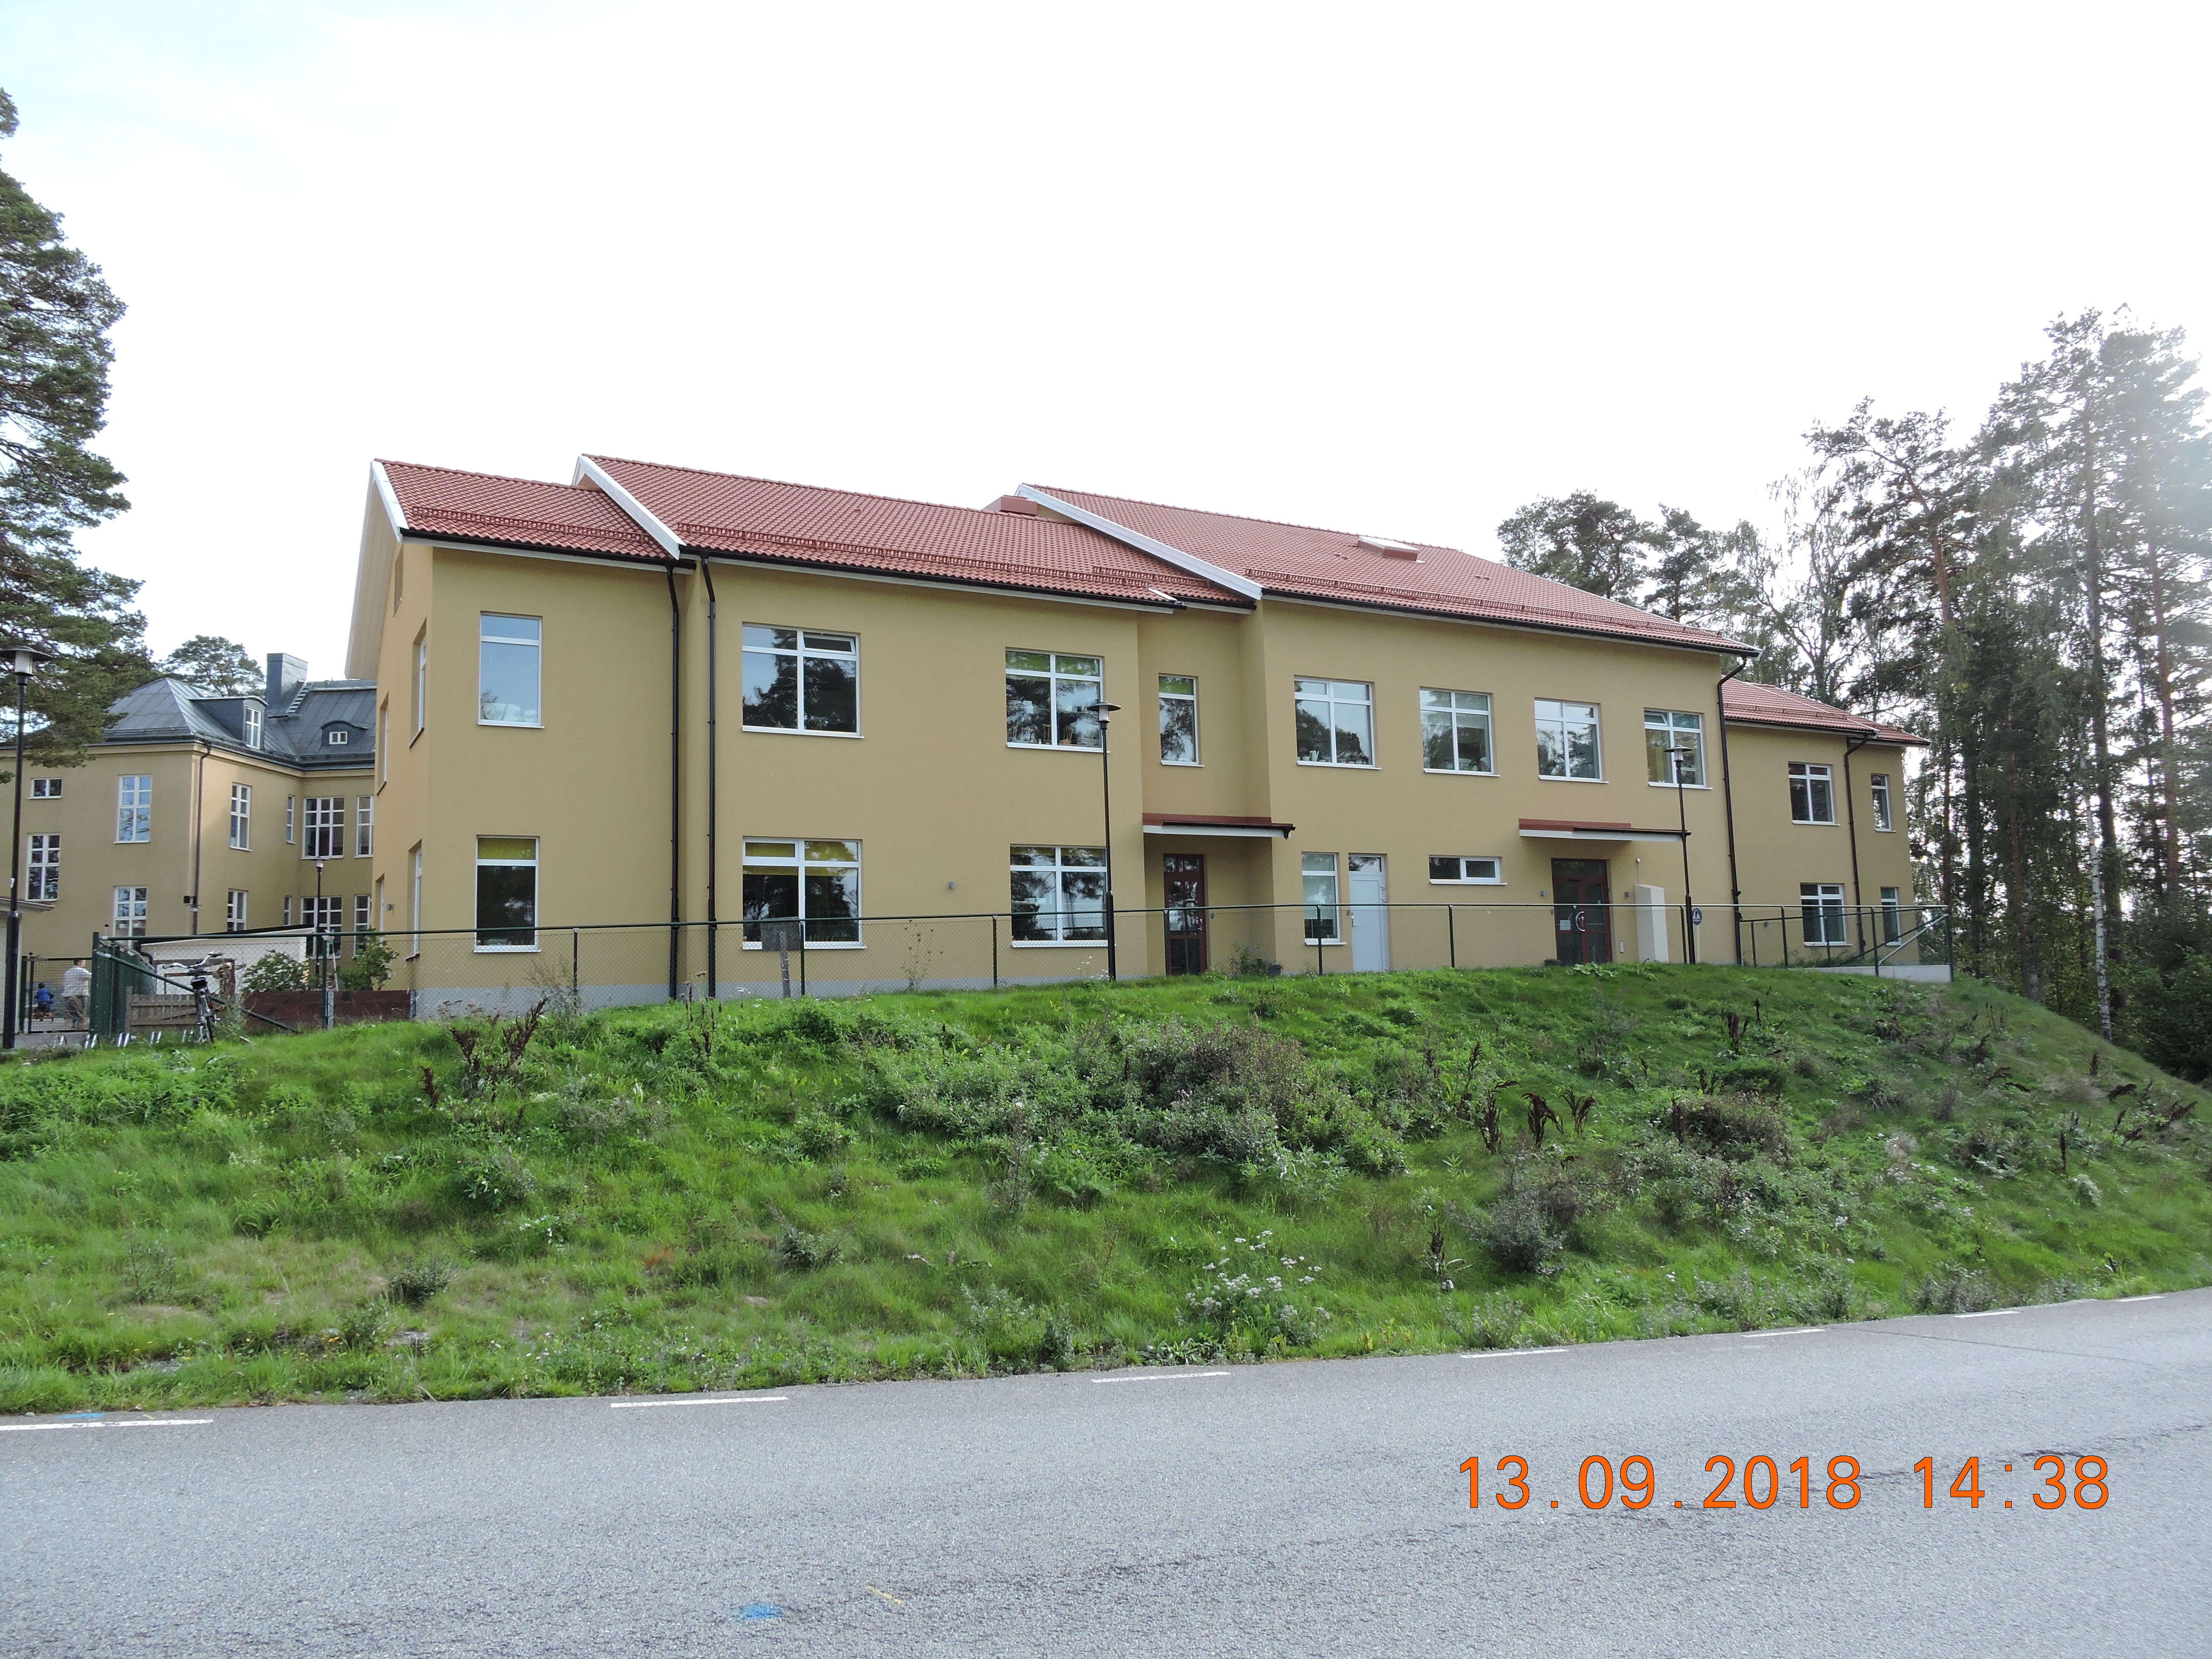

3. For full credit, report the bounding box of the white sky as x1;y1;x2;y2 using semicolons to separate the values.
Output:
2;0;2206;678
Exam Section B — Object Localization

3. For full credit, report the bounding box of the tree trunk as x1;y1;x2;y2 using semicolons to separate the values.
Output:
2078;398;2123;1033
2147;527;2185;896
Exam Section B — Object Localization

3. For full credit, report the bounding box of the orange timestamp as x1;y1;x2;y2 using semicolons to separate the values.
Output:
1458;1454;2110;1512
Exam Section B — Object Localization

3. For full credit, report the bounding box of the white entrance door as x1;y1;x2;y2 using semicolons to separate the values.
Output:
1347;854;1389;972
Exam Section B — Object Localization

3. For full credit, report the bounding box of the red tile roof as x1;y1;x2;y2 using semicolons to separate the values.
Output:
380;461;663;562
585;457;1245;609
1722;678;1924;745
1029;486;1755;654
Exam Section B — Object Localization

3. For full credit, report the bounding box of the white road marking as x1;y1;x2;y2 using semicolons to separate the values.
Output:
0;1418;212;1433
1461;1348;1567;1359
608;1395;788;1409
1955;1310;2019;1318
2116;1295;2164;1303
1092;1371;1231;1384
1743;1328;1822;1339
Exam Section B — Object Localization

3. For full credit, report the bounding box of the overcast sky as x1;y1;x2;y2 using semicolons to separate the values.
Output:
3;0;2206;678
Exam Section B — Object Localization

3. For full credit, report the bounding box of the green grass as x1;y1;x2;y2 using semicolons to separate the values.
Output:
2;964;2207;1413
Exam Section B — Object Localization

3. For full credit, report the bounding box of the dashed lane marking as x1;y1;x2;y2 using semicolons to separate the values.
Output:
1461;1348;1567;1359
1092;1371;1231;1384
0;1418;212;1433
1955;1310;2020;1319
2116;1295;2165;1303
608;1395;788;1409
1743;1328;1823;1339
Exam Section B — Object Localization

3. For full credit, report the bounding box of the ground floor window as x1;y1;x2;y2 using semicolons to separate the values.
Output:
1428;855;1502;884
476;836;538;949
1303;852;1340;943
112;886;148;938
354;894;373;935
1010;845;1105;942
1881;886;1903;944
1801;882;1846;946
27;833;57;901
743;839;861;945
226;890;248;932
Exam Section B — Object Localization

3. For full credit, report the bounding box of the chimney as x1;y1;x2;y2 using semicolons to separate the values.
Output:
264;653;307;710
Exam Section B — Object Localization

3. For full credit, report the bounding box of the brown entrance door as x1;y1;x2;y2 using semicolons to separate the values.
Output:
1551;858;1612;965
1163;854;1208;975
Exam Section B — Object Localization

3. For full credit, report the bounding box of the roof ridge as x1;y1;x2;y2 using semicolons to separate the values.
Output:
1038;483;1458;557
378;458;581;489
588;455;1026;525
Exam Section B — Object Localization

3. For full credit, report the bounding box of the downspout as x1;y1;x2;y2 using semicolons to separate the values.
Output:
666;562;683;1001
1715;657;1749;962
1842;731;1873;954
700;558;719;999
190;741;208;935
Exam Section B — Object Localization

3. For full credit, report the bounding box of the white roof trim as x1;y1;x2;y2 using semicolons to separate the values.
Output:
572;456;684;559
371;460;408;537
1142;822;1292;839
1016;486;1263;602
1518;826;1687;844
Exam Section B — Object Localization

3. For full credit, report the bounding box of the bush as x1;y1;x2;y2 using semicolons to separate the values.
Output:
1667;1094;1789;1162
1481;1192;1566;1275
240;952;306;994
338;933;396;992
385;1257;454;1305
1182;1230;1330;1346
774;1225;837;1271
1714;1058;1789;1098
450;1147;538;1211
1913;1264;1998;1313
791;1111;854;1160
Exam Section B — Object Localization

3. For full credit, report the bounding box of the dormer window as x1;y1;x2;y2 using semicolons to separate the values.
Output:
325;726;350;746
243;704;263;749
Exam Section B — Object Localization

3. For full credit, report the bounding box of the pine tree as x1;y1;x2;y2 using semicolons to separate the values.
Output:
160;635;259;696
1495;493;1659;603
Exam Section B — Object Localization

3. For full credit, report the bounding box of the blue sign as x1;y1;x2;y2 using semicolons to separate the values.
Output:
1689;907;1704;926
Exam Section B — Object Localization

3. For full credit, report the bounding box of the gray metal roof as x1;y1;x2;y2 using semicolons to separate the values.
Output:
97;676;376;770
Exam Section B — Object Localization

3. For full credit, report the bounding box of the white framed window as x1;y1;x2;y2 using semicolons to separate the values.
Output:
1800;882;1846;946
325;727;350;746
353;894;372;934
1535;700;1602;780
285;795;295;844
1302;852;1341;942
1789;762;1836;824
1421;689;1492;773
1880;886;1903;943
281;895;292;927
742;625;859;733
374;875;385;936
378;699;390;783
116;775;151;842
1006;650;1103;749
479;613;542;725
303;797;345;859
27;833;58;901
411;629;427;736
743;839;863;945
225;890;248;932
1295;679;1374;766
112;886;148;938
1428;855;1503;885
1871;772;1894;831
356;796;373;857
243;704;263;749
1010;845;1104;943
1158;675;1200;764
30;777;60;798
475;836;538;950
303;895;342;938
409;844;422;957
229;783;252;850
1645;709;1705;786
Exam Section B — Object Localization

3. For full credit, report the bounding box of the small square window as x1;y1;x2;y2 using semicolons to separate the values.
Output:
30;777;60;798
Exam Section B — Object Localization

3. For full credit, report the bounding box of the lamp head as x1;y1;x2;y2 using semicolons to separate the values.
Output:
0;642;51;678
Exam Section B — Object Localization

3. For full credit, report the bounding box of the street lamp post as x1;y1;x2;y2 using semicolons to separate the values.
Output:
2;642;51;1051
315;859;334;1029
1666;744;1697;965
1085;701;1122;981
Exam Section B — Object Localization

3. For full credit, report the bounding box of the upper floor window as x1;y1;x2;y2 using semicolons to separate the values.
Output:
27;834;57;901
1534;699;1601;780
242;704;263;749
1295;679;1373;767
744;838;862;945
116;775;151;842
1010;844;1104;942
1871;772;1894;831
229;783;251;850
743;626;858;733
1645;709;1705;786
1158;675;1199;765
325;726;351;746
1007;650;1102;749
30;777;60;798
411;629;428;735
285;794;296;844
112;886;148;938
1421;689;1492;774
304;796;345;859
476;836;539;950
1789;761;1836;824
479;614;541;725
356;795;374;857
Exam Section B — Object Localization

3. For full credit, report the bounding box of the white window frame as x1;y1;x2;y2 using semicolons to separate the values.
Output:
1870;772;1894;831
302;895;343;939
740;625;861;736
27;833;58;902
378;699;390;783
1428;855;1504;885
285;795;296;844
116;774;151;842
281;896;292;927
229;783;252;850
411;629;427;738
1009;844;1106;945
325;727;350;746
1158;674;1200;766
1880;885;1903;944
356;795;374;858
225;890;248;932
303;796;345;859
112;885;148;938
1800;882;1847;946
741;838;865;948
1534;699;1603;781
1644;709;1706;787
242;704;263;750
1789;761;1837;824
353;894;373;934
409;844;422;958
1302;852;1342;943
30;777;60;798
1295;678;1376;768
1005;650;1105;751
1420;689;1494;775
474;836;540;952
478;613;543;727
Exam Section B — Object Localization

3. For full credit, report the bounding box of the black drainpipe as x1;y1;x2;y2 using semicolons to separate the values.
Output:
1842;730;1873;953
666;562;683;1000
1715;657;1749;962
700;558;719;999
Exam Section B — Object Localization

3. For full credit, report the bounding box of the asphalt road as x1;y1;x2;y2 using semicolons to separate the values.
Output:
5;1291;2207;1657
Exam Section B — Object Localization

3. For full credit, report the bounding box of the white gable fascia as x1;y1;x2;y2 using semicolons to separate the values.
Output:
573;456;684;559
371;460;408;537
1016;485;1263;602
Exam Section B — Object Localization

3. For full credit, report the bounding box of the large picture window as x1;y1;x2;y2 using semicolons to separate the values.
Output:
1010;845;1105;942
1421;689;1492;773
27;833;58;901
1158;675;1199;765
743;839;862;945
116;775;151;842
479;614;541;725
1295;679;1373;766
1302;852;1340;942
1534;700;1602;780
743;626;859;733
1800;881;1846;946
229;783;252;850
1007;650;1103;749
1789;762;1836;824
304;797;345;859
475;836;538;949
1645;709;1705;785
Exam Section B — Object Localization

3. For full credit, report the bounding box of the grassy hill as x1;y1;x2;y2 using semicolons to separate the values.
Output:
2;963;2207;1412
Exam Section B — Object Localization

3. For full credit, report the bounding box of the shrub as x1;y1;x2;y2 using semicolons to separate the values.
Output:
1481;1193;1565;1275
1460;1292;1525;1349
338;933;396;992
121;1235;180;1303
1668;1094;1789;1162
240;952;305;994
451;1147;538;1211
792;1111;854;1160
1182;1231;1329;1346
385;1257;454;1305
1913;1264;1998;1313
1714;1058;1789;1098
774;1225;837;1271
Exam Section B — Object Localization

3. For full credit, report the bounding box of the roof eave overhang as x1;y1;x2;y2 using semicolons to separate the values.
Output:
396;529;680;570
1723;715;1925;747
573;456;686;560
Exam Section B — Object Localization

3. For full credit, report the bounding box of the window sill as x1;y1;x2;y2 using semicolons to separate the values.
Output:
1302;938;1346;947
473;945;541;954
1295;759;1377;769
477;720;543;730
1536;774;1606;784
1791;820;1839;828
1159;758;1202;768
1431;881;1507;888
1006;741;1104;754
1422;767;1496;778
1647;781;1712;790
740;939;865;950
741;725;864;739
1009;939;1108;949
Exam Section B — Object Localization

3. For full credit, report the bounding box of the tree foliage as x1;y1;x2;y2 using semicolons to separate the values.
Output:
160;635;258;696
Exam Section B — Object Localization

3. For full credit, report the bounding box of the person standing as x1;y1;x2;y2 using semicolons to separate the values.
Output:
60;959;89;1027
